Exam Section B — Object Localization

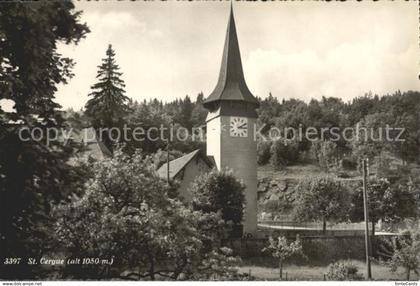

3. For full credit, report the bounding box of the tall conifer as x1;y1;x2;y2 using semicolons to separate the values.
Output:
85;44;129;150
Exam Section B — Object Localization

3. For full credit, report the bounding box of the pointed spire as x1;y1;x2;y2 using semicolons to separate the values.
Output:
203;4;259;110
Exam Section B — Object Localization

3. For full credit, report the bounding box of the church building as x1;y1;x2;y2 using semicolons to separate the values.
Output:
157;5;259;235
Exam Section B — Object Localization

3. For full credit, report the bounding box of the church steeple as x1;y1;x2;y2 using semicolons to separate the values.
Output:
203;4;259;114
204;3;259;235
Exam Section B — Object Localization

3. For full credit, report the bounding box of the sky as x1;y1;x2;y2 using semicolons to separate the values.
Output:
5;1;419;111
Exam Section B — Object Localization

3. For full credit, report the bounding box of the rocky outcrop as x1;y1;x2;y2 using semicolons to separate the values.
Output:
257;176;298;219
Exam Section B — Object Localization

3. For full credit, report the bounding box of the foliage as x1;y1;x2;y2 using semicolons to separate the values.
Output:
191;92;208;128
191;169;245;225
262;235;305;279
257;141;272;165
123;99;171;154
351;112;392;169
151;148;184;169
292;175;351;233
75;89;420;167
378;226;420;280
54;150;240;280
310;140;340;171
261;200;290;214
326;260;364;281
0;1;89;279
63;108;90;129
341;156;358;170
174;95;194;130
256;91;420;166
350;178;417;236
122;97;205;156
257;92;282;129
270;139;299;168
0;2;89;115
85;44;129;152
80;89;420;166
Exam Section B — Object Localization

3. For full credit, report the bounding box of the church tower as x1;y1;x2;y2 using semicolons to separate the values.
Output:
203;5;259;235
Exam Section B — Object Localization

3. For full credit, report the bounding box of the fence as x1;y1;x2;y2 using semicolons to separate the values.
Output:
258;219;369;231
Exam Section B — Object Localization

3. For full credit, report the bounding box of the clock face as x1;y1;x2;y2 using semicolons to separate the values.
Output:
230;117;248;137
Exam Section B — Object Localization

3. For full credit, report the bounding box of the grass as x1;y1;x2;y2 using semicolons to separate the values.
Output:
237;259;419;281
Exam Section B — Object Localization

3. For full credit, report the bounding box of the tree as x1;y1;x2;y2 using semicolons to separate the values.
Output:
0;2;89;115
123;98;205;156
391;113;420;165
262;235;304;279
257;92;282;128
54;150;240;280
351;112;393;171
350;178;417;237
191;92;208;128
85;44;129;151
292;176;351;234
347;92;379;127
177;95;194;130
0;1;89;279
123;100;171;155
191;169;245;226
379;226;420;280
310;140;340;171
257;141;272;165
270;139;299;168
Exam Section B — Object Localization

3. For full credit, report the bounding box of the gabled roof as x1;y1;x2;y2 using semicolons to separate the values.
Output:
157;149;213;180
72;127;112;159
203;5;259;109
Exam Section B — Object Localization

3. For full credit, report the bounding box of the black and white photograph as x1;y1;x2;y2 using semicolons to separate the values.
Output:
0;0;419;283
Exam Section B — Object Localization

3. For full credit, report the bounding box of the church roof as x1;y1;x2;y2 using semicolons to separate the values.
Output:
157;149;213;180
71;127;112;160
203;5;259;109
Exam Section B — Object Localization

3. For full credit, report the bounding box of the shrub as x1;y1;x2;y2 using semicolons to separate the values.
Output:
326;260;364;281
341;157;358;170
257;141;272;165
270;140;299;168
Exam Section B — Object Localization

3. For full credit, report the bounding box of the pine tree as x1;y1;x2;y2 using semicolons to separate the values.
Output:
85;44;129;150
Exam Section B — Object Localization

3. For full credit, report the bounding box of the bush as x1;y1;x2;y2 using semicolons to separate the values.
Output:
257;141;272;165
341;157;358;170
261;200;290;215
270;140;299;168
326;260;364;280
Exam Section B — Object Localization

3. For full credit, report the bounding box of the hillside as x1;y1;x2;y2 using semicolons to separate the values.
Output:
257;159;420;222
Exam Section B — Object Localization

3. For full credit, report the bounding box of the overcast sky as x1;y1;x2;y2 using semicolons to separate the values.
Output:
52;1;419;110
